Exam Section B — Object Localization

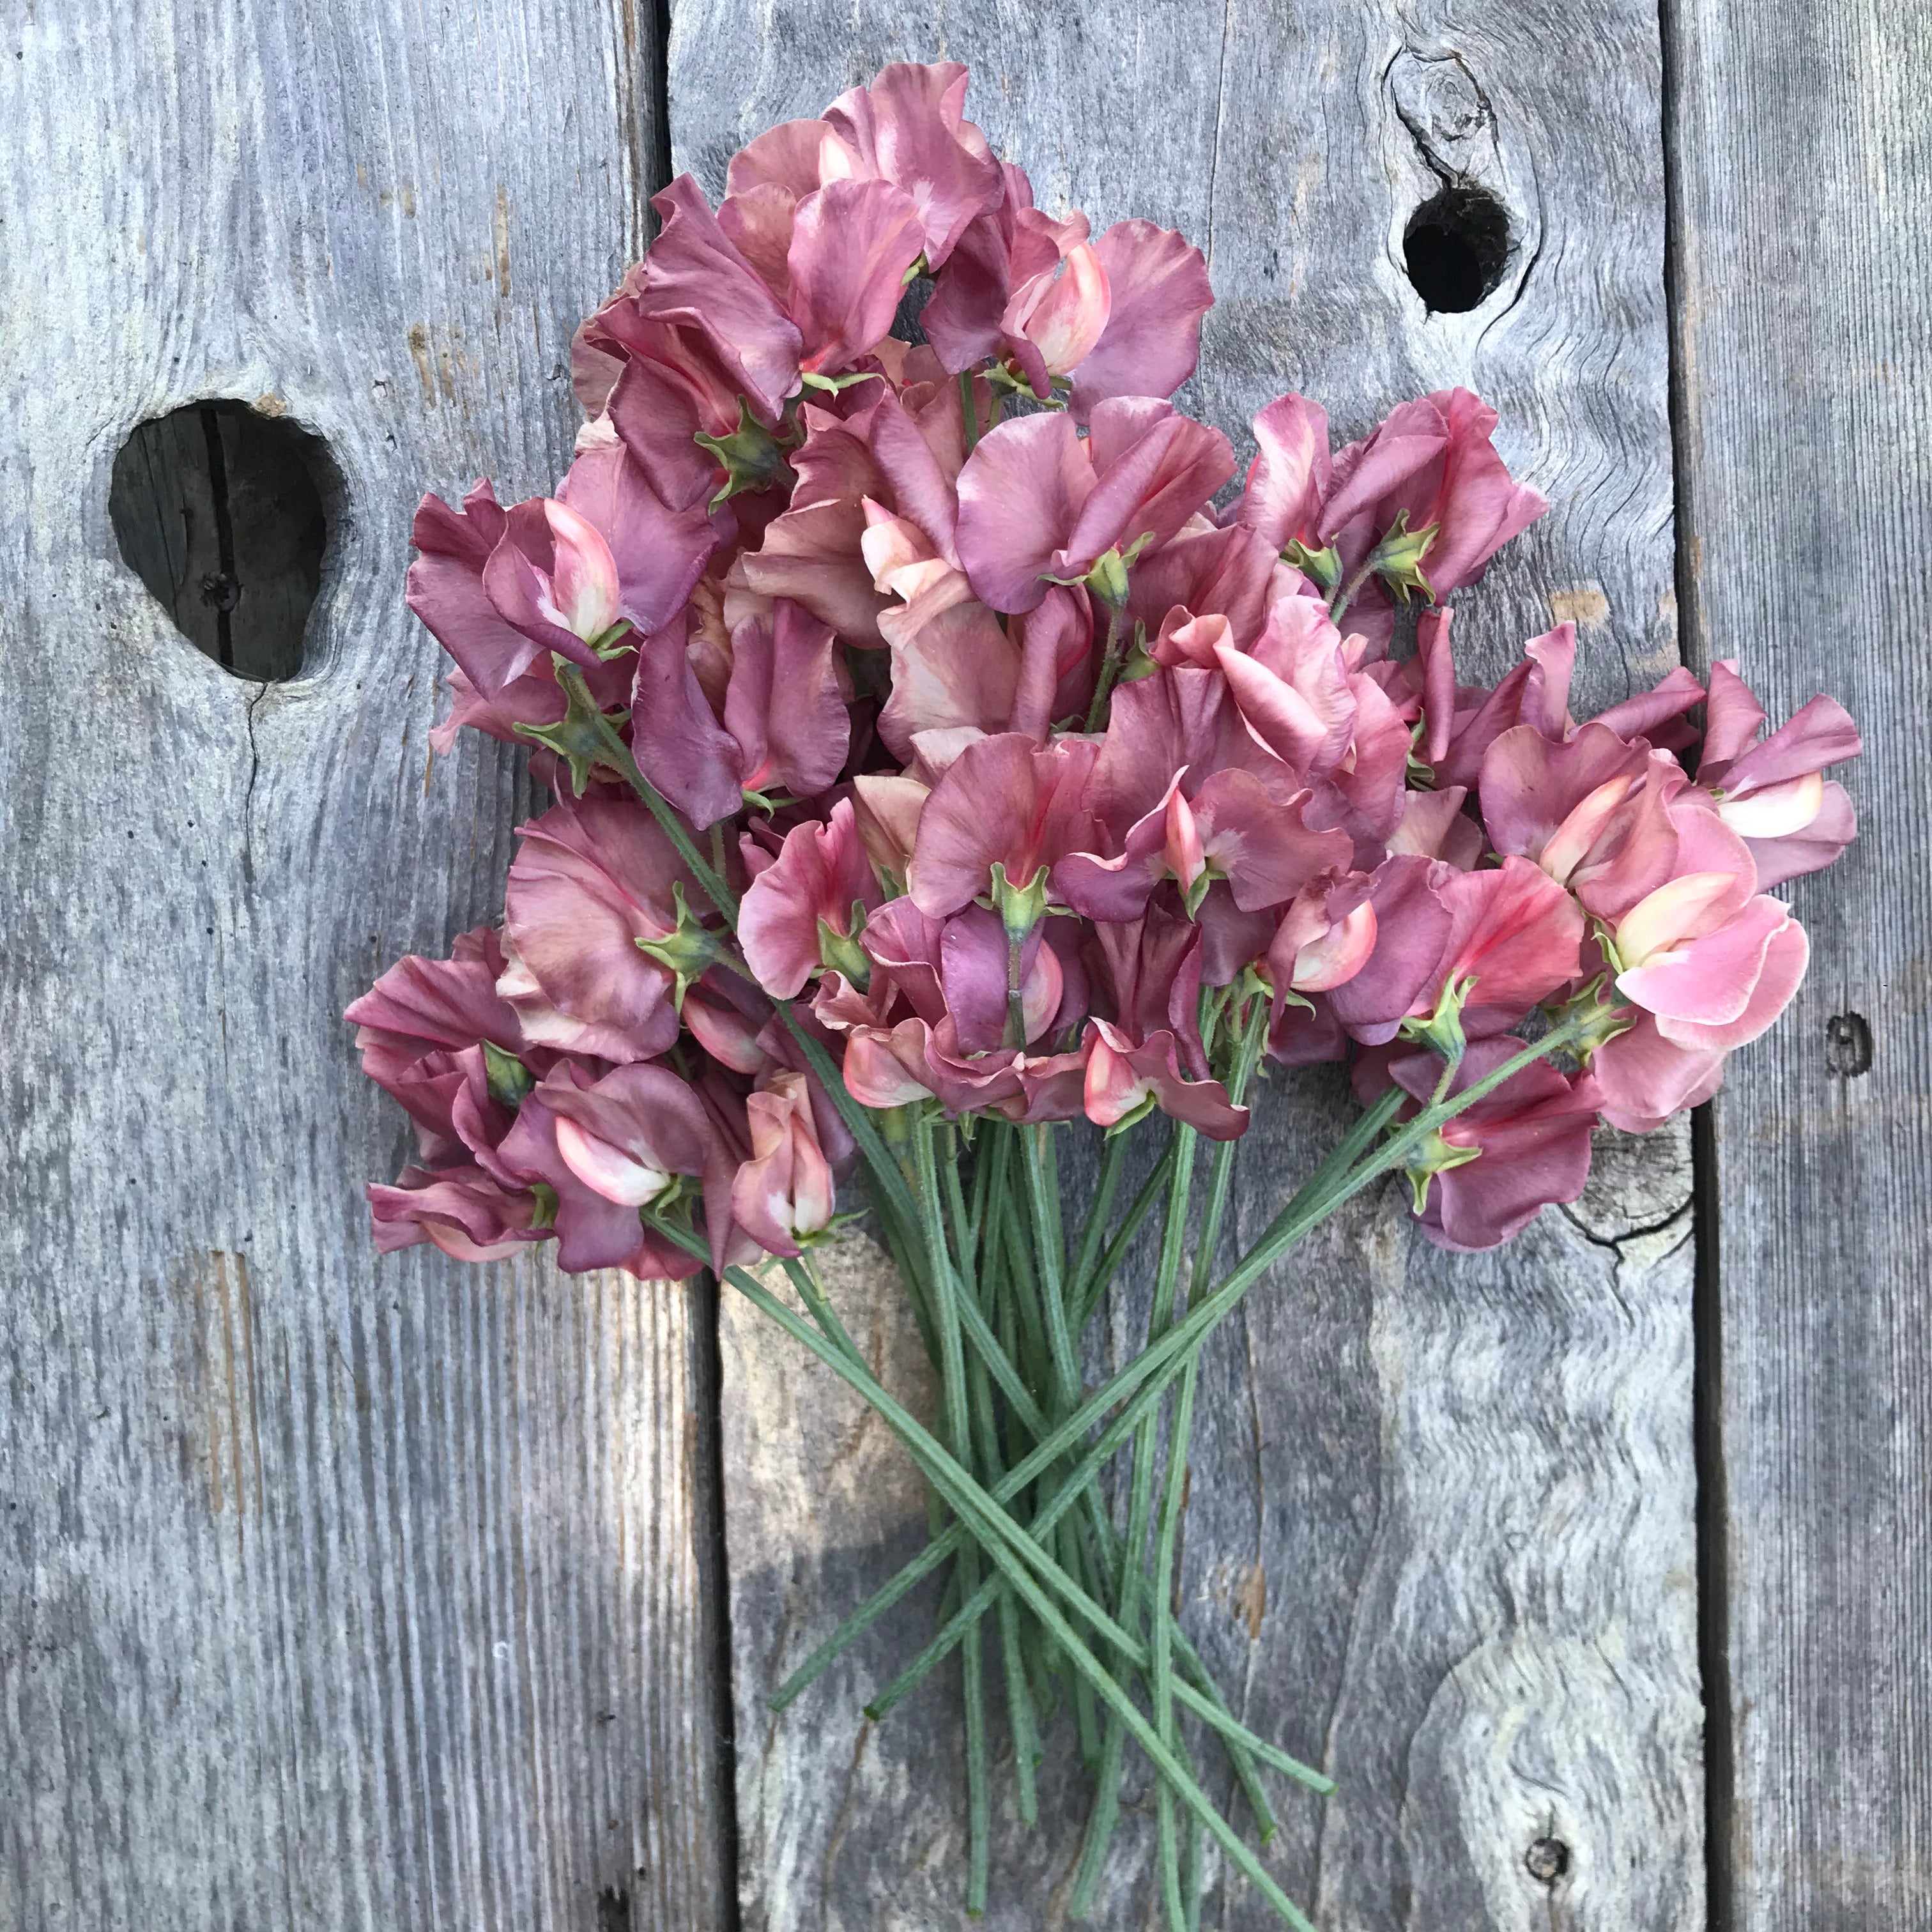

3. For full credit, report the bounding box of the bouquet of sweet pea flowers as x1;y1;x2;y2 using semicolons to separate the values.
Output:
348;61;1862;1927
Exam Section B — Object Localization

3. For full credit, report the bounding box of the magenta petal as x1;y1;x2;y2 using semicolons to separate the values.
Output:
1061;401;1234;569
1591;664;1708;745
1237;394;1332;551
643;174;803;419
1721;694;1862;795
955;412;1096;613
558;436;716;633
740;799;879;999
631;613;746;828
1326;855;1455;1045
788;178;926;374
1067;220;1215;418
502;796;691;1062
822;61;1001;268
406;486;548;699
723;600;850;801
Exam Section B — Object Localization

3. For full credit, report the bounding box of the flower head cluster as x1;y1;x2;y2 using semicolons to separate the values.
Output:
358;61;1860;1268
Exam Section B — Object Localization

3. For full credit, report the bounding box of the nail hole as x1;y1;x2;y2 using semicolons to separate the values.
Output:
1404;182;1512;314
1825;1011;1873;1077
1525;1837;1570;1884
109;400;338;680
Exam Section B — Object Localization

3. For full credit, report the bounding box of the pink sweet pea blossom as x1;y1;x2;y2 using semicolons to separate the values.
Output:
1697;661;1862;886
408;456;712;753
908;732;1100;917
632;599;849;827
500;793;704;1062
1358;1041;1603;1252
368;1166;547;1264
955;399;1234;614
731;1070;839;1257
1611;884;1809;1053
740;799;885;998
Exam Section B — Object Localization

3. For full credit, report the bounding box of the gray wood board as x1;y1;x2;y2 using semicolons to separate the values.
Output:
672;6;1701;1928
1669;4;1932;1928
0;3;730;1929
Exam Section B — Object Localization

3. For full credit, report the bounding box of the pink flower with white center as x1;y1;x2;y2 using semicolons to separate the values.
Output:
1696;661;1862;887
740;799;886;999
1003;241;1112;378
1609;881;1811;1054
732;1071;839;1256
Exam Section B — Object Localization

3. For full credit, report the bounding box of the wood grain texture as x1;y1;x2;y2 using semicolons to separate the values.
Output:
0;4;730;1928
671;6;1701;1927
1668;4;1932;1927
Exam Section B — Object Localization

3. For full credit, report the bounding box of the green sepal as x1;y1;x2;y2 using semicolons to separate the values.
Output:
817;910;871;988
515;654;628;795
694;397;795;509
899;252;930;288
1398;972;1474;1061
482;1040;535;1110
1103;1089;1162;1138
1368;509;1441;608
1404;1131;1483;1214
1181;865;1216;918
1282;538;1342;592
589;619;636;660
1546;971;1637;1062
634;880;729;1010
528;1181;560;1231
799;368;887;395
1039;530;1153;610
987;860;1052;943
1116;621;1158;686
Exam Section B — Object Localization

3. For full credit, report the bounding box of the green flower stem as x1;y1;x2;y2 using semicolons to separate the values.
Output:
1022;1125;1082;1418
910;1114;990;1915
944;1131;1041;1829
1072;1116;1200;1915
1153;999;1271;1926
765;1018;1588;1708
1078;1136;1181;1328
715;1255;1319;1932
1066;1128;1129;1311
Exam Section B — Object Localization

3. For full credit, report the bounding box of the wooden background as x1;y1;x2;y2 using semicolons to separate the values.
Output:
0;3;1923;1929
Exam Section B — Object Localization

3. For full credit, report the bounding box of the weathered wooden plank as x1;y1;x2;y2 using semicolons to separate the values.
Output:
0;4;731;1928
1667;6;1932;1927
672;8;1700;1928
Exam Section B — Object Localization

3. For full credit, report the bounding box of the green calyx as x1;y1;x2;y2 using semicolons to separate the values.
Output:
1399;972;1474;1061
515;654;628;795
817;905;872;988
1041;530;1154;610
694;397;796;509
1368;509;1441;607
1547;972;1637;1061
1404;1130;1483;1213
988;861;1052;943
1282;538;1342;593
482;1040;535;1110
528;1181;560;1231
799;368;887;396
634;881;730;1009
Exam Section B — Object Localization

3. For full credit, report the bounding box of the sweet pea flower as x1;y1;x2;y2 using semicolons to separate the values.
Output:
740;799;886;998
730;1070;840;1257
744;383;970;646
1081;910;1245;1138
1696;661;1862;886
1608;881;1810;1054
632;599;850;827
908;732;1101;919
924;158;1213;417
1358;1041;1604;1252
500;793;706;1062
408;448;713;753
955;399;1234;615
368;1166;548;1264
1233;389;1547;603
728;63;1000;273
1327;854;1584;1046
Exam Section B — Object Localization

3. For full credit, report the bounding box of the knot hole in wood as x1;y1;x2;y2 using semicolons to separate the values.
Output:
109;398;339;681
